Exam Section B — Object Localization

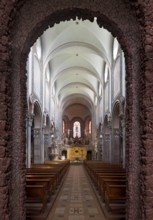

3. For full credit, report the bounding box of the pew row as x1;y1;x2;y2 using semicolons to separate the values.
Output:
26;160;70;220
26;184;48;214
84;160;126;219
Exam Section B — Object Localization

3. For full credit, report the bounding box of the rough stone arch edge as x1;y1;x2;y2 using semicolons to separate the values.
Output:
3;1;143;220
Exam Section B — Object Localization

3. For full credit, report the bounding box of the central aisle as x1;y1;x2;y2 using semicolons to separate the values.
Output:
47;164;106;220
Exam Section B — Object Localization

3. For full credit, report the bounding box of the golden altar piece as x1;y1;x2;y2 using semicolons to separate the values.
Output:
67;146;86;160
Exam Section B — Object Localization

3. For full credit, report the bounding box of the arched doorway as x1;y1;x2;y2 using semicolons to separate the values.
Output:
6;1;143;220
61;149;67;159
86;150;92;160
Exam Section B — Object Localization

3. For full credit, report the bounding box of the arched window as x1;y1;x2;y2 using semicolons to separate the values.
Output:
62;120;65;134
73;121;81;138
104;64;109;83
113;37;119;60
89;120;91;134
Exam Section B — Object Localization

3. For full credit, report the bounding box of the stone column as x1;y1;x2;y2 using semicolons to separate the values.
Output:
107;114;112;162
26;113;34;168
98;134;103;160
119;95;125;167
41;127;45;164
33;128;41;163
119;112;125;167
44;133;51;160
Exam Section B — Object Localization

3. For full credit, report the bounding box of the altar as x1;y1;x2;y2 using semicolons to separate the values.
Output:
67;146;86;161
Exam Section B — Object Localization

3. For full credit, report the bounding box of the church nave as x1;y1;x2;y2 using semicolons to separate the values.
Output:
1;1;151;220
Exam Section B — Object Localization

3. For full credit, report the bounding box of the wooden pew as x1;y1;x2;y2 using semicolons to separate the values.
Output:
26;167;61;184
97;173;126;192
26;160;70;219
26;184;48;214
29;164;68;183
26;173;57;191
105;184;126;214
94;170;125;187
100;178;126;201
26;173;57;190
26;177;54;200
84;160;126;217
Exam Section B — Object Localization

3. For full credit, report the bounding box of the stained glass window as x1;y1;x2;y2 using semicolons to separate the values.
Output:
62;120;65;134
73;121;81;138
89;120;91;134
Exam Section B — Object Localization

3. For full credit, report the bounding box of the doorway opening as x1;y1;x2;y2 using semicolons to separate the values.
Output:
9;2;143;220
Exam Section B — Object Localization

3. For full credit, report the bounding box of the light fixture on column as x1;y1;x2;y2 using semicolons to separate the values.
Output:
99;134;103;139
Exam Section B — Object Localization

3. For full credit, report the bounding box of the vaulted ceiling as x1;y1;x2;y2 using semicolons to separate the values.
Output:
34;17;118;117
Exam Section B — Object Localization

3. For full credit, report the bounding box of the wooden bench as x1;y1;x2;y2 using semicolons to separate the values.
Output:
26;177;55;200
97;173;126;192
94;171;125;188
105;184;126;214
84;160;126;217
26;173;57;190
26;167;61;184
26;161;70;218
29;163;68;182
100;178;126;201
26;184;48;214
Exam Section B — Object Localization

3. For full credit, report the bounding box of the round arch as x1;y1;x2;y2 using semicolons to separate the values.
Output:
7;1;143;220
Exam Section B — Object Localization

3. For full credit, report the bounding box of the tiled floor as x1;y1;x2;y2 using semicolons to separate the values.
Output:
47;165;106;220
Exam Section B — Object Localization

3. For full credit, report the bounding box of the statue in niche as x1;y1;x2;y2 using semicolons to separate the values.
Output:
99;122;103;133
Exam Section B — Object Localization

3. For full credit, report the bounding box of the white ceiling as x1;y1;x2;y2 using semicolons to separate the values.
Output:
34;17;116;114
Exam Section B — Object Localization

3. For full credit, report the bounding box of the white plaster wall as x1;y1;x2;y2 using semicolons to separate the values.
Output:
33;57;41;99
113;57;120;98
45;83;50;111
105;83;109;111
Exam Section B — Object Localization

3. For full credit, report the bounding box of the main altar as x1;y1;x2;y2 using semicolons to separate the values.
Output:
67;146;86;160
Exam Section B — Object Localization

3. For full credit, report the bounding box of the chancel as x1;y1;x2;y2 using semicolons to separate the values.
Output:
1;1;153;220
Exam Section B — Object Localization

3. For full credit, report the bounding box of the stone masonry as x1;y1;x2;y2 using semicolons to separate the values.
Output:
0;1;153;220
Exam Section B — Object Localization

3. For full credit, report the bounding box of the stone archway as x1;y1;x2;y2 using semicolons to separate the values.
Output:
0;1;145;220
